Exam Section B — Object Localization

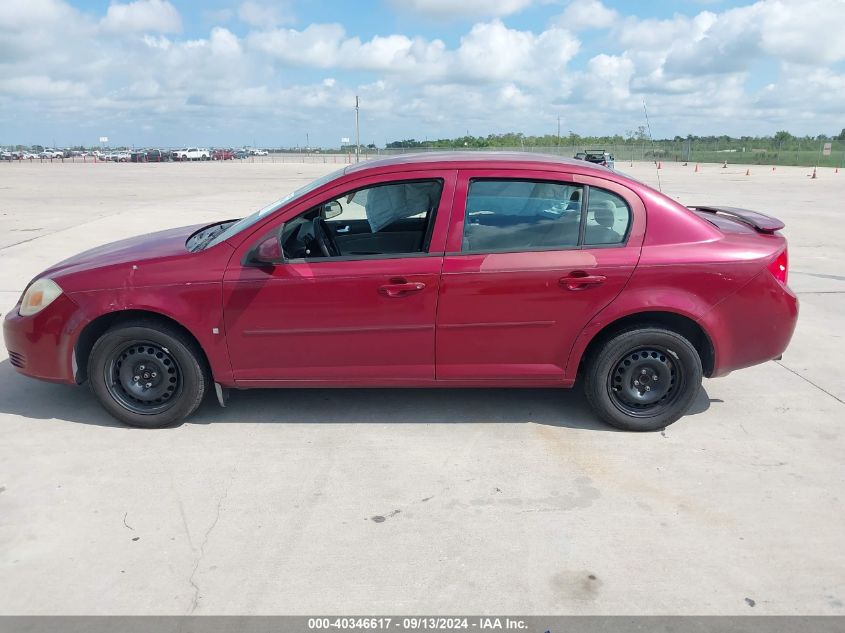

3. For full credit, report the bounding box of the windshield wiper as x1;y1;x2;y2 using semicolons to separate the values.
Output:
191;219;242;252
191;226;227;252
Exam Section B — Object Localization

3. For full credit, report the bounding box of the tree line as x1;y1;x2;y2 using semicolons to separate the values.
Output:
386;128;845;150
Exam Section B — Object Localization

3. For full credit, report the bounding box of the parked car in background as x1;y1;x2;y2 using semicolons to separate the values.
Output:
212;149;234;160
4;152;797;431
1;151;11;161
131;149;170;162
234;150;249;159
583;150;615;169
147;149;170;162
253;149;269;156
574;152;586;161
176;148;210;161
115;151;131;162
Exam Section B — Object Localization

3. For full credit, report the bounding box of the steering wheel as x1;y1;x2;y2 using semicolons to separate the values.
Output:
311;217;341;257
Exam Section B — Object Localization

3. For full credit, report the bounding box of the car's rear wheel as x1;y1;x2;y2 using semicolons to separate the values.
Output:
88;320;207;428
584;327;702;431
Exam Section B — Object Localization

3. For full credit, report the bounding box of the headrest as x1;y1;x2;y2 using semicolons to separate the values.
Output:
593;200;616;228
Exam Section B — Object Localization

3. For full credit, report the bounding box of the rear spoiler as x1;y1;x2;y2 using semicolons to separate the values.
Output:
687;206;785;233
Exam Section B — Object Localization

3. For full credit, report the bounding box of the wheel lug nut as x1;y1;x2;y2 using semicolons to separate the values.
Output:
133;375;139;381
653;375;658;381
634;380;640;386
641;369;647;375
139;365;145;370
151;372;157;378
645;386;651;391
145;382;152;388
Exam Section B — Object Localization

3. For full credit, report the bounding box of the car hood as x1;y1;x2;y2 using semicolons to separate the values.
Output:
40;223;206;280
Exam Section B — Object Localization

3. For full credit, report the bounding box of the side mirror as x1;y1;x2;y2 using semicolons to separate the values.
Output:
323;200;342;220
248;234;283;265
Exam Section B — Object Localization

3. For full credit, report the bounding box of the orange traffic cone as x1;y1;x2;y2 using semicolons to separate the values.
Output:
694;164;699;173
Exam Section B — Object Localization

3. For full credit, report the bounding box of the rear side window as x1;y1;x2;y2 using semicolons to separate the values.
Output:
462;180;584;253
584;188;630;246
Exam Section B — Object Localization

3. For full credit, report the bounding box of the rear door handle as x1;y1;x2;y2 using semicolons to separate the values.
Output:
379;280;426;297
559;272;607;291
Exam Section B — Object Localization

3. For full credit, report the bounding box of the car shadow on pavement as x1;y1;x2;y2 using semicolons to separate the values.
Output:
0;358;712;431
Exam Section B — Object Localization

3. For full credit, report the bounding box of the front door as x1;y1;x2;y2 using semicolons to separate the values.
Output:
223;171;456;384
435;169;645;382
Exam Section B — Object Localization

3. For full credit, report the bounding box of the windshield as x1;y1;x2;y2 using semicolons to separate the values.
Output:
201;167;345;250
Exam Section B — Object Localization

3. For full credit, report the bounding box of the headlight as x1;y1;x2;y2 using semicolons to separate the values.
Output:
19;278;63;316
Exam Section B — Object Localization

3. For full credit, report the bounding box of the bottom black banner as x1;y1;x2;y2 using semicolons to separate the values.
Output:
0;616;842;633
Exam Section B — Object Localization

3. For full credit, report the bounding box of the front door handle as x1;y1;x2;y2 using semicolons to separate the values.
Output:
336;225;350;234
379;280;426;298
559;272;607;291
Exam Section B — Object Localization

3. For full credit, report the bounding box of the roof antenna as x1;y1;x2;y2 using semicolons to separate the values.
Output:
643;99;662;192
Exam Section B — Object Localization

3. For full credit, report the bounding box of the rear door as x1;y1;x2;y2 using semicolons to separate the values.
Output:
435;168;645;382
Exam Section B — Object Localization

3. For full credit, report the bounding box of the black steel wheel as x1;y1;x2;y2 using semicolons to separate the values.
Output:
104;341;183;415
607;346;685;418
584;326;702;431
88;319;208;428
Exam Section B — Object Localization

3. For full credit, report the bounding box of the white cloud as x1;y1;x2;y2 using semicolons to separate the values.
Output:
583;54;635;101
100;0;182;33
237;1;293;28
387;0;536;19
248;19;578;86
556;0;619;30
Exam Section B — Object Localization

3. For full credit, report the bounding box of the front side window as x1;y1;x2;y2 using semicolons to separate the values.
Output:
281;179;443;260
462;180;583;253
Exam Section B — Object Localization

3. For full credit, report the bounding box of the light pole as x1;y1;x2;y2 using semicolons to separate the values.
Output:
557;114;561;150
354;96;360;163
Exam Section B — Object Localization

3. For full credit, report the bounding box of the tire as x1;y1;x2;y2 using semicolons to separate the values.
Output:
88;319;208;428
584;326;702;431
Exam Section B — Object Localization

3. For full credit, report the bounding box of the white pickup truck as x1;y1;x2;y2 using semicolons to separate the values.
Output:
176;147;210;161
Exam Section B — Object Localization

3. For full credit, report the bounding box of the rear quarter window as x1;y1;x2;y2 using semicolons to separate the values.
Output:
584;188;631;246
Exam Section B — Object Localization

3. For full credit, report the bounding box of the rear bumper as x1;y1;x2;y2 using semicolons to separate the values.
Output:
3;294;84;385
701;269;798;377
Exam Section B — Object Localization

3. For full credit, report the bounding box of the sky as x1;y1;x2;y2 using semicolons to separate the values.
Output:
1;0;844;148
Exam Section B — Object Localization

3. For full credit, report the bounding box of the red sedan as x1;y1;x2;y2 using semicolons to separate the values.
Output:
3;153;797;430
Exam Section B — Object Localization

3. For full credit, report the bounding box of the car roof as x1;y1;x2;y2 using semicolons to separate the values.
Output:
343;151;610;176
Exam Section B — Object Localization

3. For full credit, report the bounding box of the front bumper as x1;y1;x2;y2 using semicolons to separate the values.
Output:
3;294;84;384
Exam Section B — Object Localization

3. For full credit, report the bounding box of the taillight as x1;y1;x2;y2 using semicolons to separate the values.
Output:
768;249;788;285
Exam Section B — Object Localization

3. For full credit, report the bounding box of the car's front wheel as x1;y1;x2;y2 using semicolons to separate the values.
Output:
88;320;208;428
584;326;702;431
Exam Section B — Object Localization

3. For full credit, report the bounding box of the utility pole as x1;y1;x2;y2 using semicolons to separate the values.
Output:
557;115;561;150
354;96;360;163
